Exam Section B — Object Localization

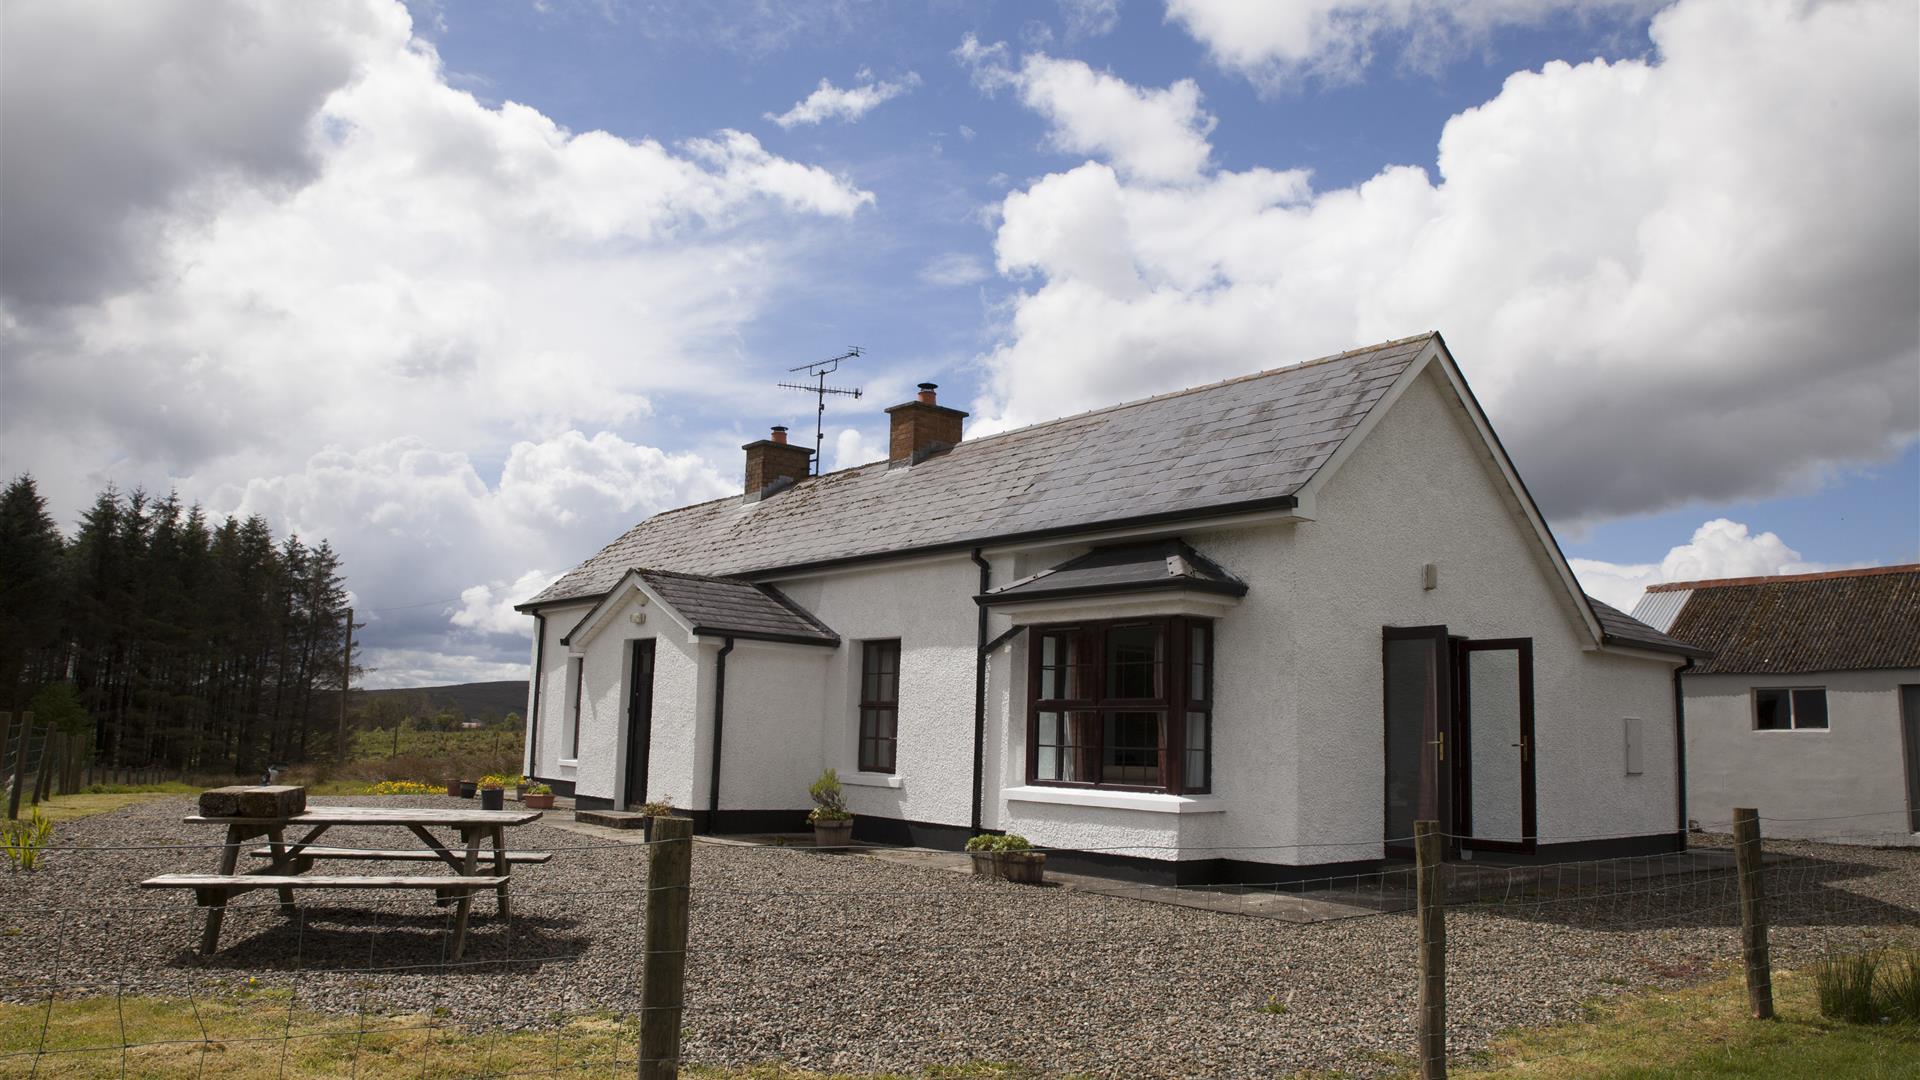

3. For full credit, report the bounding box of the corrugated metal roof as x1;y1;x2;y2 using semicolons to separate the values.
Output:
1629;589;1692;633
521;335;1432;608
1588;596;1707;657
1663;567;1920;674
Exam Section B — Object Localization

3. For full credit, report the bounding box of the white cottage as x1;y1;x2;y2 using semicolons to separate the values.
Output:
516;333;1703;883
1631;565;1920;844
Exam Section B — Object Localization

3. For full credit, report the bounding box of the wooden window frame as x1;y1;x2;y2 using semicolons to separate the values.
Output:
1025;616;1213;794
858;639;900;774
1752;685;1829;731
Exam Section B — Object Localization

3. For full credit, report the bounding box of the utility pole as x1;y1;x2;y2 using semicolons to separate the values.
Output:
335;607;354;763
777;348;863;475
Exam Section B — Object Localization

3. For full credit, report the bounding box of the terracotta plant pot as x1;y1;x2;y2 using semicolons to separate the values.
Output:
445;779;461;798
812;818;854;848
458;780;477;799
522;792;555;809
479;786;504;811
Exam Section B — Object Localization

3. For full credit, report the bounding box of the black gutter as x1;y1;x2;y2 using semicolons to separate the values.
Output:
1599;633;1712;659
1672;657;1694;836
525;614;546;778
970;549;991;833
688;626;839;648
707;637;734;822
976;578;1249;606
514;494;1300;613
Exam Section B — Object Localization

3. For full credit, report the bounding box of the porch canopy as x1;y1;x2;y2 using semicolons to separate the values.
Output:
975;539;1247;610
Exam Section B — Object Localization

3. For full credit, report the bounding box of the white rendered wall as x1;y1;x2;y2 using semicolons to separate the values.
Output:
1684;669;1919;843
528;603;591;790
709;639;832;812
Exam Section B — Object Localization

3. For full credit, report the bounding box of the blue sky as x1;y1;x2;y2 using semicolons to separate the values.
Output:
2;0;1914;684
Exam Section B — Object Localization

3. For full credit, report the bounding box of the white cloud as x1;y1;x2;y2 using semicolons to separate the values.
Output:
1060;0;1122;39
455;568;564;638
956;35;1216;184
0;0;870;685
1165;0;1660;86
1570;519;1832;611
970;0;1919;524
919;252;990;287
830;427;888;471
766;71;921;129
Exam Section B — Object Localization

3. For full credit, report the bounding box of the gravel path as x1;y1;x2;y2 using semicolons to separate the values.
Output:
3;796;1917;1077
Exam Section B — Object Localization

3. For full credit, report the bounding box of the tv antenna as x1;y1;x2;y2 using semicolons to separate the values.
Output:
777;347;863;475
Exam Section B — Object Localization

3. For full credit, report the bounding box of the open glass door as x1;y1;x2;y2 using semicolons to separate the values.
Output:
1456;639;1535;853
1384;626;1453;857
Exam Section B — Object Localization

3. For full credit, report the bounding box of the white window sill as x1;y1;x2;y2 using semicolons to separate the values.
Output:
841;772;903;789
1003;785;1224;814
556;759;578;769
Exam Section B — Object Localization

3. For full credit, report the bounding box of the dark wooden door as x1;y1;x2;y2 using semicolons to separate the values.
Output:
624;639;656;810
1902;685;1920;834
1384;626;1454;857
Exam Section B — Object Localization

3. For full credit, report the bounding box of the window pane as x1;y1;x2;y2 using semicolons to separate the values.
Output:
1102;710;1163;785
1185;710;1209;792
1189;624;1208;703
1792;688;1828;729
1754;688;1789;730
1106;624;1163;699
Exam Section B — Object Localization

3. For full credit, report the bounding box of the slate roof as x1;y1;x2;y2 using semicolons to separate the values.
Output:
979;540;1249;605
562;569;839;647
522;335;1433;609
1649;565;1920;674
1586;596;1707;658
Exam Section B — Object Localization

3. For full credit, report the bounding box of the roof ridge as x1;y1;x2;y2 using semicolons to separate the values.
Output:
1646;563;1920;592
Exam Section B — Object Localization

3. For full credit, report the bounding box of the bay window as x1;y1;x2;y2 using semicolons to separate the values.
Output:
1027;616;1213;793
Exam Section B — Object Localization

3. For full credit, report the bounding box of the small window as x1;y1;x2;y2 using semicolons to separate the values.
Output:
1754;687;1827;731
858;640;900;773
566;656;585;759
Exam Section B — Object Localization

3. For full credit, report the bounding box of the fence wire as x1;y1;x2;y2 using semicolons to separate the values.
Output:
0;801;1915;1079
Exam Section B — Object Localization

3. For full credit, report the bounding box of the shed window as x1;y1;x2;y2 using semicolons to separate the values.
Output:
858;640;900;773
1028;617;1212;794
1754;687;1828;731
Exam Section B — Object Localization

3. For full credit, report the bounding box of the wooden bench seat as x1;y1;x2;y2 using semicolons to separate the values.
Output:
141;873;509;905
246;846;552;865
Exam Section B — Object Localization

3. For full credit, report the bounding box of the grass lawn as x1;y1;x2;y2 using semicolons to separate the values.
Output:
0;968;1913;1079
1448;966;1920;1079
11;790;187;824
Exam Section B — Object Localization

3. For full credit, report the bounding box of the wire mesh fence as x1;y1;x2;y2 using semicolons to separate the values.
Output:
0;797;1916;1078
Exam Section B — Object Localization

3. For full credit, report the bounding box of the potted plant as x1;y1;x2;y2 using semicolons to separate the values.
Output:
445;774;461;798
458;778;477;799
807;768;853;848
478;778;505;811
635;796;674;840
966;833;1046;885
513;775;531;802
521;782;555;810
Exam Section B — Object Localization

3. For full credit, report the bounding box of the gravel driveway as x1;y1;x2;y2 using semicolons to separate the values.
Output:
3;796;1917;1077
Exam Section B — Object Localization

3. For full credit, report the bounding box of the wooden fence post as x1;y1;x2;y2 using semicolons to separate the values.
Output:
1416;819;1446;1079
639;815;694;1080
6;711;32;820
0;713;11;804
1732;807;1773;1019
31;726;57;806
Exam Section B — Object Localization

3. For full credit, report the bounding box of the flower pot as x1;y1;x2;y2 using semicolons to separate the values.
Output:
812;818;854;848
458;780;477;799
479;787;504;811
445;779;461;798
969;852;997;877
998;851;1046;885
522;792;555;809
511;786;523;802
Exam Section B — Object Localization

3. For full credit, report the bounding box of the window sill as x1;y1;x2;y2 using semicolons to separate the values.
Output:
1003;786;1223;814
842;772;903;789
556;759;579;769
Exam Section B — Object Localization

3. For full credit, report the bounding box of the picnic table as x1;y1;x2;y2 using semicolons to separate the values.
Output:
140;804;547;960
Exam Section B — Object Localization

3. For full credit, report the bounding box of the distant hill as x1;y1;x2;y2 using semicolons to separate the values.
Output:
357;681;529;723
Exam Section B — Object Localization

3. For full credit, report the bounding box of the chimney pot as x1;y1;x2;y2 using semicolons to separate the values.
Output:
917;383;938;404
771;425;788;444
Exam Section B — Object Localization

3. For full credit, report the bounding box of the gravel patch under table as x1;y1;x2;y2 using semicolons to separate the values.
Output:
3;796;1917;1077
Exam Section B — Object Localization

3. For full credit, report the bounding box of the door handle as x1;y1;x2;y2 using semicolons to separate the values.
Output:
1510;737;1529;762
1430;732;1444;762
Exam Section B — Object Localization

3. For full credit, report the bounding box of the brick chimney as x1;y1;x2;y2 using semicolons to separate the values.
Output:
743;425;813;499
885;383;968;466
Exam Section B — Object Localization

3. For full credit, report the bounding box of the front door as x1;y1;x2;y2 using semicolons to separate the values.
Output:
1455;639;1536;853
1902;685;1920;834
624;639;655;810
1384;626;1453;857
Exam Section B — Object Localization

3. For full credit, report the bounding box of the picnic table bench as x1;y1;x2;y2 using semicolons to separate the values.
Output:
140;804;546;960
